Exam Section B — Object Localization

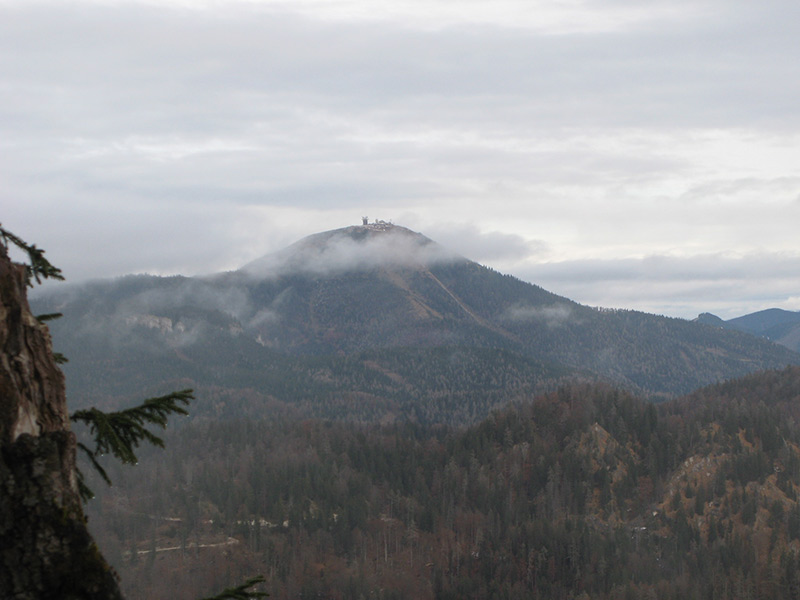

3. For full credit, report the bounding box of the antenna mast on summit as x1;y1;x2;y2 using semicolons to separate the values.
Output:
361;216;393;231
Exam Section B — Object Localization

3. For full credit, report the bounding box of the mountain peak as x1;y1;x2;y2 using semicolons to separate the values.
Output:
241;222;464;278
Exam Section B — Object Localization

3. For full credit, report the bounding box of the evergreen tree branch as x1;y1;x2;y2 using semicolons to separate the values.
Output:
35;312;63;323
71;390;193;500
75;441;111;502
200;576;269;600
76;441;112;487
75;468;96;504
0;224;64;286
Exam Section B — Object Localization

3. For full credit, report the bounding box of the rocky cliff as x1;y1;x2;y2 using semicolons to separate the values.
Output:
0;242;122;599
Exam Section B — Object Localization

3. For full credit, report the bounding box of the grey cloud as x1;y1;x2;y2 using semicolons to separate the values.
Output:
5;199;260;282
3;0;794;204
680;177;800;205
4;1;797;143
522;253;800;283
424;224;547;264
4;0;800;320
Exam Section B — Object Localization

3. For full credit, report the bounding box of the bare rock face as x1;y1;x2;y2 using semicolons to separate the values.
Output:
0;244;123;599
0;246;69;445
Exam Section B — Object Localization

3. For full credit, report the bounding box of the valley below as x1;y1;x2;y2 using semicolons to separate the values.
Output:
86;368;800;600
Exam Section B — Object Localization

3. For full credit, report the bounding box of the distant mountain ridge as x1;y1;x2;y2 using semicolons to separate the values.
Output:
33;222;800;422
696;308;800;353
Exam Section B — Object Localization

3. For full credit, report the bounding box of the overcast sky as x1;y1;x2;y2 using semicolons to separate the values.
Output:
3;0;799;319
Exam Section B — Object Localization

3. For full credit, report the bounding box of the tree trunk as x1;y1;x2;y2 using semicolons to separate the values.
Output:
0;244;123;599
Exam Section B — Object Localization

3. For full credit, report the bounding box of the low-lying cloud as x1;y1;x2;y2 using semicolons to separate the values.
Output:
116;278;253;322
243;227;463;278
423;223;547;264
503;303;574;327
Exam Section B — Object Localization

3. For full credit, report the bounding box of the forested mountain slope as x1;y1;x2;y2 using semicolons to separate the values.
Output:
86;366;800;600
698;308;800;353
33;224;800;421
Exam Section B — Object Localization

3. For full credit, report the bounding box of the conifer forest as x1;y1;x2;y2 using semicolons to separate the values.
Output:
86;368;800;600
